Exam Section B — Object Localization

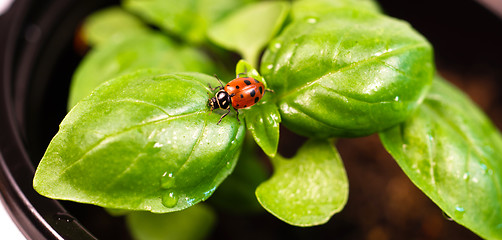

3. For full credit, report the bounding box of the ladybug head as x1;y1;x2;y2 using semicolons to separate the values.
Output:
208;96;218;110
209;90;231;110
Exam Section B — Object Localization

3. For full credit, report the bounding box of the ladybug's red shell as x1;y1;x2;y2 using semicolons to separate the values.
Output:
224;77;265;109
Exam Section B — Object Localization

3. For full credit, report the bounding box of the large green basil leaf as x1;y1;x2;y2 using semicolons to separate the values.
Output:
126;204;216;240
255;139;348;226
379;76;502;240
122;0;255;44
292;0;381;21
209;136;268;213
68;32;215;110
261;11;434;138
34;71;246;213
207;1;290;67
81;6;148;46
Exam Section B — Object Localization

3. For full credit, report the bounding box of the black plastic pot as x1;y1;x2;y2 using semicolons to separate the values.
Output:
1;0;501;239
0;0;123;239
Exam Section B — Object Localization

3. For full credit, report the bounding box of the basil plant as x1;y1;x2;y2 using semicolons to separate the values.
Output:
33;0;502;239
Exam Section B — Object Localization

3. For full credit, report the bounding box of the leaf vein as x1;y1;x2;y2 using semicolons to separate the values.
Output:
59;111;206;177
175;113;208;174
423;103;502;209
279;42;428;99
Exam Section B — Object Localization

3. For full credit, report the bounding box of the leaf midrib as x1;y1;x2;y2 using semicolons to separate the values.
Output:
277;42;428;101
59;110;206;177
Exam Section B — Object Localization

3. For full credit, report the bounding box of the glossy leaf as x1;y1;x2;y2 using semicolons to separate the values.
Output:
379;76;502;240
68;32;215;110
207;1;290;67
122;0;255;44
292;0;381;21
209;136;268;213
245;102;281;158
82;6;148;46
34;71;246;213
261;11;434;138
126;204;216;240
256;139;348;226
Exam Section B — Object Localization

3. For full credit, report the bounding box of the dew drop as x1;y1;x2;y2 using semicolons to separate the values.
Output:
394;96;400;102
428;134;434;142
160;172;175;189
306;17;318;24
274;42;282;49
146;142;162;154
161;192;178;208
454;205;465;219
462;172;470;180
441;211;454;221
266;64;273;70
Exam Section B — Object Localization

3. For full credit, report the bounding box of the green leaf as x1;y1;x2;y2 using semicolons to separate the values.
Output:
292;0;381;21
255;139;348;226
209;135;268;213
68;32;215;110
122;0;256;44
82;6;149;46
245;102;281;158
261;11;434;138
34;71;246;213
379;76;502;240
126;204;216;240
207;1;290;67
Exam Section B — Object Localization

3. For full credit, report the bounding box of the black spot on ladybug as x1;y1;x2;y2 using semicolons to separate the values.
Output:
236;85;240;89
254;97;259;103
259;86;263;94
244;105;247;108
250;89;256;97
244;80;251;85
240;94;244;98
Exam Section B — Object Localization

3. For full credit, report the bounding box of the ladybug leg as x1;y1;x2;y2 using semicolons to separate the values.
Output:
265;89;275;93
217;109;231;125
237;66;248;78
208;83;222;92
235;109;240;123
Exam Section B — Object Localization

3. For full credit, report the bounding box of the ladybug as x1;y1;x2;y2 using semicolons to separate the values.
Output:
208;74;267;124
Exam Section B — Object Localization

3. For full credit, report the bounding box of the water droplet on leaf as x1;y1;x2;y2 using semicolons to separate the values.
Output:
162;192;178;208
160;172;175;189
454;205;465;219
306;17;318;24
442;211;454;221
463;172;470;180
